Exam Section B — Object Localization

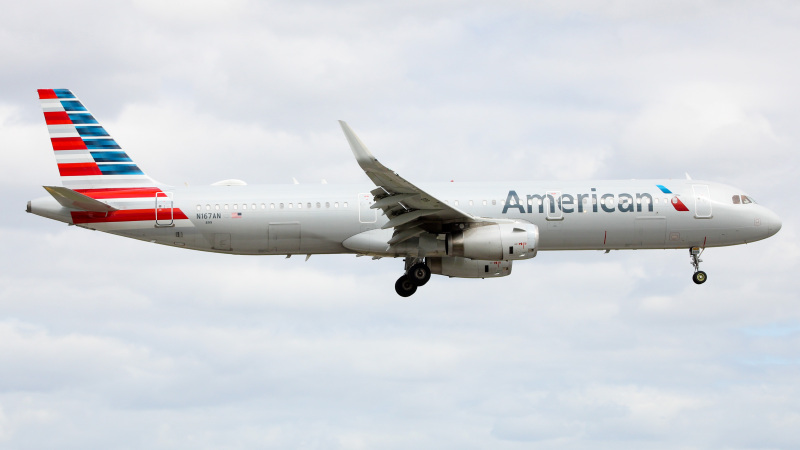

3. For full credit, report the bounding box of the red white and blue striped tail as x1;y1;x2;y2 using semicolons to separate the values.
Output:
38;89;159;190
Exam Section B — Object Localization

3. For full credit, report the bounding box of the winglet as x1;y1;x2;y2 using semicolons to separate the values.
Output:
339;120;378;168
43;185;118;212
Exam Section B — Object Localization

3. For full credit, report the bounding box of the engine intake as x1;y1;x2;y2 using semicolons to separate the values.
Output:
447;222;538;261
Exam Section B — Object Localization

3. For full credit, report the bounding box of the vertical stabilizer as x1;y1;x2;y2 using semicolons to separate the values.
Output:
37;89;159;190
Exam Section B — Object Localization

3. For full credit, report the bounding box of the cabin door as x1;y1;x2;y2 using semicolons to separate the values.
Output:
155;192;174;227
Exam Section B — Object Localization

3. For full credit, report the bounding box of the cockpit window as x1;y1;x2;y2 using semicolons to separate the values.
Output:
742;195;755;204
732;195;741;204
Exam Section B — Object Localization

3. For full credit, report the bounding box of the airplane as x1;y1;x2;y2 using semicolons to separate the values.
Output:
27;89;782;297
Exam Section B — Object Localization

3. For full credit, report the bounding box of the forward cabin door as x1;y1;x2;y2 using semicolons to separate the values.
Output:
155;191;174;227
692;184;712;218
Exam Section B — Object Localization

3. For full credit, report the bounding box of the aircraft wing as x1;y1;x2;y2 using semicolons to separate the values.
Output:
339;121;481;245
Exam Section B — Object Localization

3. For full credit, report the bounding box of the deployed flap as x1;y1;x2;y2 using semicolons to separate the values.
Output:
43;185;118;212
339;121;478;243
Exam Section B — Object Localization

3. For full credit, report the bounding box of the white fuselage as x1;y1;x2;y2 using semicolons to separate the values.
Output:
29;179;781;256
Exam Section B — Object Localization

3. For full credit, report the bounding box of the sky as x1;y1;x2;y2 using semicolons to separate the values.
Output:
1;0;799;448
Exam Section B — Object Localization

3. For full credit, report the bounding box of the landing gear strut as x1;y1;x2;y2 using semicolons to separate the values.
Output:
394;258;432;297
690;247;707;285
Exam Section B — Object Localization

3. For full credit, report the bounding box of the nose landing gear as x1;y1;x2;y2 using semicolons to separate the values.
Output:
690;247;707;284
394;257;432;297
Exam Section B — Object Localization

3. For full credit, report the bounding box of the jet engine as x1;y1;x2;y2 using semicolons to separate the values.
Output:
446;222;539;261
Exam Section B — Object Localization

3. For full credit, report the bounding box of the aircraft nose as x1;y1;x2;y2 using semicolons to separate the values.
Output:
768;210;782;236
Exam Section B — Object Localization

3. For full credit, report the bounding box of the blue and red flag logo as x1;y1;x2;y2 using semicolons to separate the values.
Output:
657;185;690;212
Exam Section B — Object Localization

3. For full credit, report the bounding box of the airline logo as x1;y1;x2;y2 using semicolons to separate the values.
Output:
36;89;182;227
503;185;691;215
37;89;145;180
656;185;690;212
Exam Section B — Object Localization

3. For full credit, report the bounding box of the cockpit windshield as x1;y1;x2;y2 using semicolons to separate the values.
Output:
733;194;756;204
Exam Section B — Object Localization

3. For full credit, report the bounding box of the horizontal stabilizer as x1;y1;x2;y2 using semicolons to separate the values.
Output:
43;186;118;212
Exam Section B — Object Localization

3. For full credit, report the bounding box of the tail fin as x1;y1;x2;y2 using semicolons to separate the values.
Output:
37;89;159;190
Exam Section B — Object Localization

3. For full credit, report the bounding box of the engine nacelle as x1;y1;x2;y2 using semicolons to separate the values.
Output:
447;222;539;261
428;257;512;278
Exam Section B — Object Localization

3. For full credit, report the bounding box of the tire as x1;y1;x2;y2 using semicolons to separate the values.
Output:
692;271;707;285
407;263;432;286
395;275;417;297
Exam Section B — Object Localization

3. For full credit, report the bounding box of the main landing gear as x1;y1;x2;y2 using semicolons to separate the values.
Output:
690;247;707;285
395;257;432;297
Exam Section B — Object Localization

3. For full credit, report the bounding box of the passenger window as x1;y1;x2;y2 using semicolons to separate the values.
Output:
316;202;321;208
307;203;312;209
242;204;247;210
196;205;201;211
205;204;211;210
297;203;302;209
492;200;496;205
326;202;330;208
261;203;265;209
344;202;348;208
253;203;257;210
482;200;487;206
279;203;284;209
288;203;293;209
215;204;220;210
454;200;459;206
732;195;741;204
469;200;474;206
270;203;275;209
334;202;339;208
233;204;238;210
224;204;229;210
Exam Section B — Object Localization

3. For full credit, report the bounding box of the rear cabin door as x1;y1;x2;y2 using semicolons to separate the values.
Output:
155;192;174;227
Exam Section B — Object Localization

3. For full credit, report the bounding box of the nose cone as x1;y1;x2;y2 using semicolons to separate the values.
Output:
767;209;782;237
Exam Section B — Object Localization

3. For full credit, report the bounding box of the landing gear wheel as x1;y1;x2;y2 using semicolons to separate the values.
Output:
689;247;707;285
407;263;432;286
692;271;707;285
395;275;418;297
